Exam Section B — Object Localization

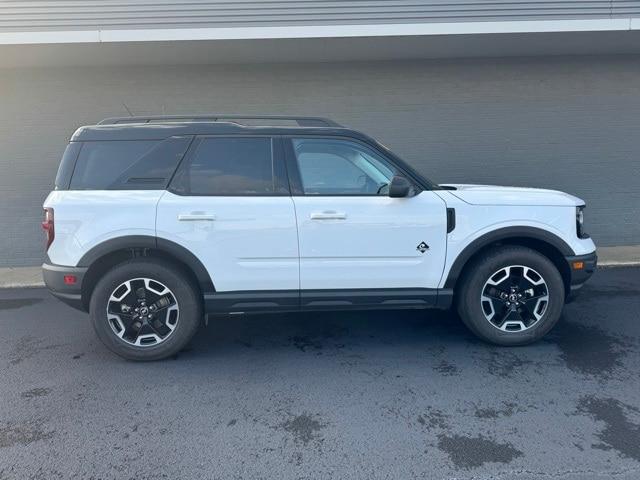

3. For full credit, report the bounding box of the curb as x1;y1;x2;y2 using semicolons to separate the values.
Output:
599;260;640;267
0;267;44;289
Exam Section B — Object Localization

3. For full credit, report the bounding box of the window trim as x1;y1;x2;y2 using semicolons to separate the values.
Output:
167;134;291;197
282;135;423;197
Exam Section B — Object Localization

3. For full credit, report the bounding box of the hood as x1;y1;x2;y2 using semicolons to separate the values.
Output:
440;184;584;207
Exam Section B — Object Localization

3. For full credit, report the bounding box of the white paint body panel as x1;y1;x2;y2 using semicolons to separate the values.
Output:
441;184;584;207
156;191;299;291
292;191;448;289
434;190;596;289
45;184;596;294
43;190;162;267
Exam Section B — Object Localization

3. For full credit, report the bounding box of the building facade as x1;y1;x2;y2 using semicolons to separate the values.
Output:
1;1;639;266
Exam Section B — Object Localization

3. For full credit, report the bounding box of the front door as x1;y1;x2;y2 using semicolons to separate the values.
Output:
286;137;447;297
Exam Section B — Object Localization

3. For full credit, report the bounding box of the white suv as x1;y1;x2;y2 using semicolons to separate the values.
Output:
42;115;597;361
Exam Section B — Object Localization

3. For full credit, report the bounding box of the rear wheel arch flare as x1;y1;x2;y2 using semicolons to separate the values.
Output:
78;236;214;309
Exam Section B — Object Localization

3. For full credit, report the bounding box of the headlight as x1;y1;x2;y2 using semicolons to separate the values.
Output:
576;206;588;238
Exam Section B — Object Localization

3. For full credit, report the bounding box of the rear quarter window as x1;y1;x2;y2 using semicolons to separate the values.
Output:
54;142;82;190
69;137;192;190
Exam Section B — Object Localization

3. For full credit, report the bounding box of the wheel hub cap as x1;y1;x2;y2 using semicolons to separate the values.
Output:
106;278;179;347
480;265;549;333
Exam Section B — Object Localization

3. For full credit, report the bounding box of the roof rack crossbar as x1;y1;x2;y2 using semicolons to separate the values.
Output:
98;114;342;128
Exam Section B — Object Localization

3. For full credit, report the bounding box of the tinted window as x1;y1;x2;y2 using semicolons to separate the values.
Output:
292;138;397;195
171;137;284;196
69;137;190;190
55;142;82;190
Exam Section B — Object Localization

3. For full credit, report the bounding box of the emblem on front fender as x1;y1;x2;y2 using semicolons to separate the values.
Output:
417;242;429;253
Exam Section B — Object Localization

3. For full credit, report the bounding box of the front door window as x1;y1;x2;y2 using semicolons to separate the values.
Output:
291;138;397;195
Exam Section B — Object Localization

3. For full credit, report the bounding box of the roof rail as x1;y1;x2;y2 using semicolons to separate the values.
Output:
98;114;342;128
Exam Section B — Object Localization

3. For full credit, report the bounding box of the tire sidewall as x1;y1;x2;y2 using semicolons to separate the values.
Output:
90;259;201;361
458;247;565;346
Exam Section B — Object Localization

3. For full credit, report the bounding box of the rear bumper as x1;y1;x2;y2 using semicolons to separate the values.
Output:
42;262;88;311
564;251;597;302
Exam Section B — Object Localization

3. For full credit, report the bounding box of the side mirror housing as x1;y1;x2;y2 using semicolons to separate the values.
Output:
388;175;412;198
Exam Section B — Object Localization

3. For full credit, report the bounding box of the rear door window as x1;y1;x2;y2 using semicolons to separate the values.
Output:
170;136;288;196
69;137;191;190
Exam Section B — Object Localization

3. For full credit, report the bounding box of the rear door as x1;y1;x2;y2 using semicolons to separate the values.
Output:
156;136;299;303
285;136;447;297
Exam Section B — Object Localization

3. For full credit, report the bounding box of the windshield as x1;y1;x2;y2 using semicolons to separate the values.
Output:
366;137;440;190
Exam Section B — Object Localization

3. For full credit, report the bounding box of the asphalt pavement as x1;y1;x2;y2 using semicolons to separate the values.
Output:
0;267;639;479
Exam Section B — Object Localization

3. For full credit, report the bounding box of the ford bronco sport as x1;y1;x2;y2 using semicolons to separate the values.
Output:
42;115;597;360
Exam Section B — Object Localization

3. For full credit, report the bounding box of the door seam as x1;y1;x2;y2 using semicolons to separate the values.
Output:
290;196;302;292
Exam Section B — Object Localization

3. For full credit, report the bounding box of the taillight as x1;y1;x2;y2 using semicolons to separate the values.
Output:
42;208;54;250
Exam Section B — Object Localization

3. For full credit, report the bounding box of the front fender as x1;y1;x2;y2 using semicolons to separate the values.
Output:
441;225;575;289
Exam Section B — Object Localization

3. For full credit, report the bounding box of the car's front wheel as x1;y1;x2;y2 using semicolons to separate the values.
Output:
89;258;202;361
456;246;565;346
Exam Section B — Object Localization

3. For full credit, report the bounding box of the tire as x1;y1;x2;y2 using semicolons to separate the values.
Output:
456;246;565;346
89;258;202;361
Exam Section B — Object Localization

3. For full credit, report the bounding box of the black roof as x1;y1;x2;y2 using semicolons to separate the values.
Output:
71;121;366;142
71;117;378;142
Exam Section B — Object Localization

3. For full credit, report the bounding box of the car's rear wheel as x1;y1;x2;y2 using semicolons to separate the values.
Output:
456;246;565;346
90;258;202;361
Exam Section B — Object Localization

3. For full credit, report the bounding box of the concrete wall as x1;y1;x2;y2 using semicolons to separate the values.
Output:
1;55;639;266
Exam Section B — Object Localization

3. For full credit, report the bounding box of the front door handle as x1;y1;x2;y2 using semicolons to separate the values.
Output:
178;213;216;221
310;211;347;220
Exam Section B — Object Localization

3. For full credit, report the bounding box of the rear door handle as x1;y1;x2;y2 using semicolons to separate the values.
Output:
178;213;216;221
310;211;347;220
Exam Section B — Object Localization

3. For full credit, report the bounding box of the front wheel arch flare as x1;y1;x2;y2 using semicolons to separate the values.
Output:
445;227;574;291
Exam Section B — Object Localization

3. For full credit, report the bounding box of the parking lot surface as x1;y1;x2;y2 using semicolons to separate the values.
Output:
0;267;639;479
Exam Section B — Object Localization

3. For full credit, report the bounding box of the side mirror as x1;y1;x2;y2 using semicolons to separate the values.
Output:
388;175;412;198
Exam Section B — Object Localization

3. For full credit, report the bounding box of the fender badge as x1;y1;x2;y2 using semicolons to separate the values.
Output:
417;242;429;253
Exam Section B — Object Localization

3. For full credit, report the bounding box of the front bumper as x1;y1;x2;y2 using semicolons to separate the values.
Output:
42;262;88;311
564;251;597;301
